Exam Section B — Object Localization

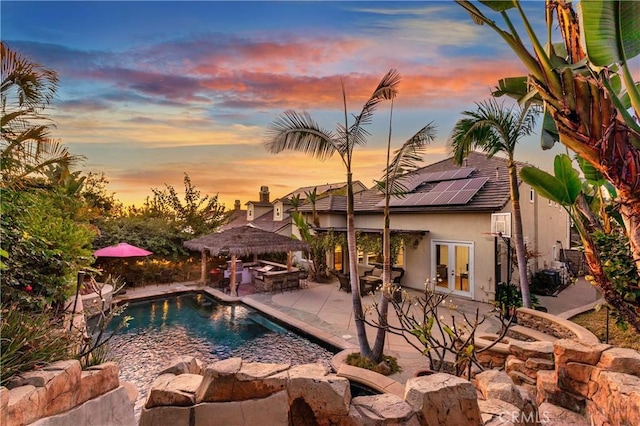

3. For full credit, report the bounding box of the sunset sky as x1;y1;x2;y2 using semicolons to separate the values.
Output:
3;0;567;208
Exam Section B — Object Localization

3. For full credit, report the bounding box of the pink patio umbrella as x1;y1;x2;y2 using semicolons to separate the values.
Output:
94;242;153;258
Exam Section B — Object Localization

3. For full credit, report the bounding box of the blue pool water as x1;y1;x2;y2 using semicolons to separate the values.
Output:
104;293;335;412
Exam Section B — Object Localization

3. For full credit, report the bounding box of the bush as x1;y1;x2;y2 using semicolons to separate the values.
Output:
0;188;95;311
345;352;402;375
0;304;74;386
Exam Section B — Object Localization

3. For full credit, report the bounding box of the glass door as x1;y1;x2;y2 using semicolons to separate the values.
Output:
432;240;473;297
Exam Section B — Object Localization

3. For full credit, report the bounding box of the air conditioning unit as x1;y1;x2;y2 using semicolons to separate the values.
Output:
491;213;512;238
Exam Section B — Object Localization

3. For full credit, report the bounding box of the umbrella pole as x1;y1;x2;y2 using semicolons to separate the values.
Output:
230;254;237;296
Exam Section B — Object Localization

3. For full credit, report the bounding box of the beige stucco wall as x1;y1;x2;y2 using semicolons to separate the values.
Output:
355;212;497;303
501;183;570;277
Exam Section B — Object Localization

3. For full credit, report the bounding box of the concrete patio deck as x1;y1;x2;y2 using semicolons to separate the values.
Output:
114;275;599;384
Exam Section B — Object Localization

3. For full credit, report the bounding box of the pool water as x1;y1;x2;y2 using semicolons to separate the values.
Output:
103;293;335;413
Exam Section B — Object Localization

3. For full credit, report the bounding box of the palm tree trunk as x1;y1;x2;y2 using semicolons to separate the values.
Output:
346;171;372;357
508;159;532;308
371;214;391;361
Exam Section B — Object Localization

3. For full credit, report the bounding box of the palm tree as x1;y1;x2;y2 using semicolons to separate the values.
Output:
1;42;81;186
265;69;400;359
372;98;436;358
304;187;319;227
449;98;539;308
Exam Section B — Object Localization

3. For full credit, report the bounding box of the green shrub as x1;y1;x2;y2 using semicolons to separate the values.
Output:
0;188;94;311
0;304;74;386
345;352;402;375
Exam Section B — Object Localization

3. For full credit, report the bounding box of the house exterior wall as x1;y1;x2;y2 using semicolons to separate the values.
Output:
499;182;570;280
273;201;285;221
355;212;497;303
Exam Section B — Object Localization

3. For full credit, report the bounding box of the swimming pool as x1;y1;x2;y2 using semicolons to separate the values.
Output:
104;293;336;412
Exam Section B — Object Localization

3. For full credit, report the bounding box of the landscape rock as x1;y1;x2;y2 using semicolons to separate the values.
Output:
477;398;521;426
193;391;290;426
0;387;8;426
139;405;191;426
232;362;289;400
536;370;585;414
474;370;523;409
77;362;119;405
556;362;595;397
589;370;640;426
196;357;242;402
287;363;351;418
553;339;610;367
351;393;419;425
404;373;482;426
509;341;554;361
537;402;590;426
30;385;135;426
158;356;203;376
596;347;640;377
145;373;202;408
7;385;47;426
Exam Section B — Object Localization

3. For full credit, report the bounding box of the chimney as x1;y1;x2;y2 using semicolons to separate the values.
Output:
234;200;241;210
259;186;270;203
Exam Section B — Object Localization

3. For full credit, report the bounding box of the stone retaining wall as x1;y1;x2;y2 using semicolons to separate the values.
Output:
516;308;598;342
140;356;484;426
0;360;135;426
537;339;640;426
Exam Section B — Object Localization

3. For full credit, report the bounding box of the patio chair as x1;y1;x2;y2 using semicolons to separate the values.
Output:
298;271;309;289
157;269;175;284
336;272;351;293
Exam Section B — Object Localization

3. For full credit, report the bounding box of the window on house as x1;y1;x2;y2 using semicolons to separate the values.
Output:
395;242;404;267
529;189;535;203
334;245;343;272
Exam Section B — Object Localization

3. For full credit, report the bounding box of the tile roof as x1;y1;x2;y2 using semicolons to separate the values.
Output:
302;152;525;214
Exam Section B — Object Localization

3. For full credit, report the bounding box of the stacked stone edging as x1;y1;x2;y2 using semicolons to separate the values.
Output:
0;360;136;426
516;308;598;343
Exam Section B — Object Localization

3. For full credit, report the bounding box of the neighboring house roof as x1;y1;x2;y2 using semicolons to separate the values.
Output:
299;152;524;214
219;208;249;231
284;181;367;200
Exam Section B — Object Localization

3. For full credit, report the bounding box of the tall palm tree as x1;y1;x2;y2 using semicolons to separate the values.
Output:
449;98;539;308
1;42;81;186
265;69;400;359
372;98;436;358
304;187;319;227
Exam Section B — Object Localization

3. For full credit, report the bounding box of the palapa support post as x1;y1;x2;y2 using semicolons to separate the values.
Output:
200;250;207;283
287;251;292;271
230;253;238;296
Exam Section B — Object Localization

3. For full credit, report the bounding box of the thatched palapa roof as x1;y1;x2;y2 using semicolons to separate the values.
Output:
183;225;308;257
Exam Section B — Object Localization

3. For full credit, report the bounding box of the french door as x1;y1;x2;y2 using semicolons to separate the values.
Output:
431;240;473;298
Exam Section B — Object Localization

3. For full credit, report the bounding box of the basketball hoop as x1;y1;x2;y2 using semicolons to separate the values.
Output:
491;213;512;238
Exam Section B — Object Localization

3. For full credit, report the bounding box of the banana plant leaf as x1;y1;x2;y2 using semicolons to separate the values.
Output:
520;154;581;206
580;0;640;67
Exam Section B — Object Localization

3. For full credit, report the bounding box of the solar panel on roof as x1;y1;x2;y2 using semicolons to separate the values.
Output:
385;177;489;207
397;167;475;192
